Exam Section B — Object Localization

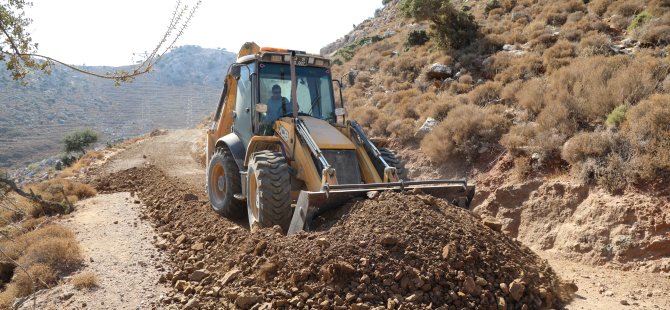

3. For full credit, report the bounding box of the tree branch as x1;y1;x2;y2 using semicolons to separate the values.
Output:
0;177;68;215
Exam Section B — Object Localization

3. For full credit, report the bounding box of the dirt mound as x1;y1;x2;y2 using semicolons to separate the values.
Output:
98;166;569;309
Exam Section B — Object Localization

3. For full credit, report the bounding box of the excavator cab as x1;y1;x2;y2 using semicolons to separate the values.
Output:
206;42;474;234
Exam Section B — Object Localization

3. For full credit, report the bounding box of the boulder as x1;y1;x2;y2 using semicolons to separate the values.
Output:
426;63;452;79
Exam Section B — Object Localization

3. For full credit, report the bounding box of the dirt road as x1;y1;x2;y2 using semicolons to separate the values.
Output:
26;128;669;309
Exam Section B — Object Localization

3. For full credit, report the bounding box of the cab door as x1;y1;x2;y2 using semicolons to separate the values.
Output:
233;64;256;148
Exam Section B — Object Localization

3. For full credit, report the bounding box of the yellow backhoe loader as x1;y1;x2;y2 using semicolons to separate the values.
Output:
206;42;474;235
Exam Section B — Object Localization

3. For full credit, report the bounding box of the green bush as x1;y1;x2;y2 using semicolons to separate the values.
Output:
399;0;479;49
606;105;626;128
63;129;98;155
405;29;430;46
628;10;653;32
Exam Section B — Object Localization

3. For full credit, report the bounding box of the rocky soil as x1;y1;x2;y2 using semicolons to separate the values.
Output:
98;165;568;309
17;128;668;309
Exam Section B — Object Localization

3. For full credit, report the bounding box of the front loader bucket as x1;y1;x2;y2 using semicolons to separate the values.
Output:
287;180;475;235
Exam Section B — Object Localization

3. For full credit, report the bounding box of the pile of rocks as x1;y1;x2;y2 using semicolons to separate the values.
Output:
100;167;569;309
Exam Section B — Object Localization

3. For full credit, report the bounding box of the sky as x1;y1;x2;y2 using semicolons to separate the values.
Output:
27;0;383;66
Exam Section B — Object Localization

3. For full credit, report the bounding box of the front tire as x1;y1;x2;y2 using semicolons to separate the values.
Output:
207;147;245;218
379;147;407;180
247;150;292;232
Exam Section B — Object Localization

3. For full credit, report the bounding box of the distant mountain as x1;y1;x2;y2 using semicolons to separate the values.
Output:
0;45;237;168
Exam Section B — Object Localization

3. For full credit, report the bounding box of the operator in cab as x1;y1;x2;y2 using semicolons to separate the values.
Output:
259;84;292;135
266;84;291;121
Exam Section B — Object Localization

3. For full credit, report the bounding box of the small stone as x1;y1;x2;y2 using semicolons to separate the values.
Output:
482;218;503;232
221;269;242;285
317;238;330;247
475;277;487;286
387;298;397;309
441;245;452;260
405;293;419;302
620;299;629;306
360;274;370;284
183;193;198;201
183;298;199;309
500;283;509;294
509;280;526;301
463;277;481;295
191;243;205;251
351;303;370;310
59;292;74;300
189;269;208;282
174;280;188;291
175;234;187;244
113;220;118;224
381;234;398;246
497;296;506;309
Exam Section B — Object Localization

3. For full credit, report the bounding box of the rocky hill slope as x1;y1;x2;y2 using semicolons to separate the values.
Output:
0;45;235;169
327;0;670;271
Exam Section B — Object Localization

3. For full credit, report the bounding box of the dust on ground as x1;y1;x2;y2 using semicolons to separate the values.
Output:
19;192;169;310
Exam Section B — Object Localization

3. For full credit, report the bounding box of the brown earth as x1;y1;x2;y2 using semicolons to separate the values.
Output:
97;165;567;309
21;128;669;309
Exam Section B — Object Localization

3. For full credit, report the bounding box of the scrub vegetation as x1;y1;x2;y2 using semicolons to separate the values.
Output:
333;0;670;191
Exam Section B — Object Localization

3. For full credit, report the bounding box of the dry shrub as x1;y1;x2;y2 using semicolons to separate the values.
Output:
578;31;612;56
351;105;379;128
543;40;576;72
25;178;97;204
422;104;510;162
515;78;545;115
449;82;473;94
622;94;670;181
492;53;544;83
468;81;503;105
71;271;98;290
561;131;629;192
561;131;615;165
355;71;373;87
381;53;427;82
544;55;667;124
386;119;416;141
0;264;57;307
588;0;612;16
529;33;558;52
501;122;566;159
17;238;81;273
607;0;645;17
425;95;467;121
0;225;81;306
649;0;670;16
639;24;670;46
541;0;585;26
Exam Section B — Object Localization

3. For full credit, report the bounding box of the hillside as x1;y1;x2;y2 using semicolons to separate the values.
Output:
0;45;236;169
328;0;670;271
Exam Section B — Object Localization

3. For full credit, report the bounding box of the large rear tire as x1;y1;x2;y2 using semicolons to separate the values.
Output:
247;150;292;232
206;147;245;218
379;147;407;180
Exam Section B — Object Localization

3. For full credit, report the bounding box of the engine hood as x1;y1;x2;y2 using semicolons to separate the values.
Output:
300;117;355;150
